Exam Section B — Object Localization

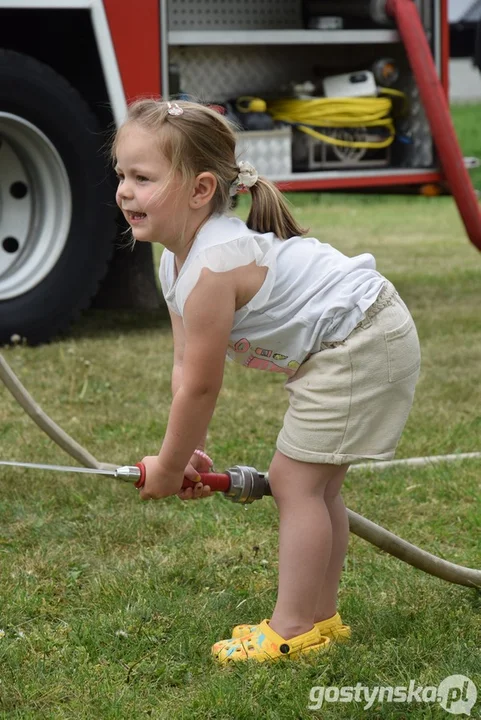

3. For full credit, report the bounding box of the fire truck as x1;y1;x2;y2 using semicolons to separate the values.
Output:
1;0;480;345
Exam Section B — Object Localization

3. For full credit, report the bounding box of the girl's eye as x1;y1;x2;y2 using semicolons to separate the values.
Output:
137;175;149;182
116;174;124;182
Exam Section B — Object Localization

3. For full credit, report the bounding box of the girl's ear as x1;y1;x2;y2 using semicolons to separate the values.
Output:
190;172;217;208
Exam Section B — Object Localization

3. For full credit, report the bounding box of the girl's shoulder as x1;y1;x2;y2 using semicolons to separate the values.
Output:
170;216;278;315
197;213;257;247
159;214;256;301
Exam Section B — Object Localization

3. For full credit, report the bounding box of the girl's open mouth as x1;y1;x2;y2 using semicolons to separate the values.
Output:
127;211;147;223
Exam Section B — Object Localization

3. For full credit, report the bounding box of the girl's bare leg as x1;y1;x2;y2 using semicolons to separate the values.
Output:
314;466;350;622
268;451;349;641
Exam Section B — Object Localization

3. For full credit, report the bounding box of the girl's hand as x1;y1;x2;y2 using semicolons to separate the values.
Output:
177;451;214;501
138;455;184;500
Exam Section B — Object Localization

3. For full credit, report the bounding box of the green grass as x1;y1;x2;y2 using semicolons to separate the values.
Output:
451;103;481;190
1;106;481;719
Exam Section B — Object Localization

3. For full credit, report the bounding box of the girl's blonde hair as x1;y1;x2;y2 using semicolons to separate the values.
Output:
112;98;307;239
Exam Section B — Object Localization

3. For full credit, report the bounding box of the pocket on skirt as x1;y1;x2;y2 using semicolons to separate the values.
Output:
384;314;421;383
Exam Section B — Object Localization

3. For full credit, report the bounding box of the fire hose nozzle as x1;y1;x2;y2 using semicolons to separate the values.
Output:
116;465;144;482
128;463;271;503
223;465;271;504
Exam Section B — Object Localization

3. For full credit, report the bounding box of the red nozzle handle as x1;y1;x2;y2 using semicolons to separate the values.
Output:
181;472;230;492
134;462;230;492
134;462;146;488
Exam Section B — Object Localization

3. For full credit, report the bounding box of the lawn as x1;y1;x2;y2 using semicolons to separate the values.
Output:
0;106;480;719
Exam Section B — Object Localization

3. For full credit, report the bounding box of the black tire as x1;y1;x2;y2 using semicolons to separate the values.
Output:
0;50;117;345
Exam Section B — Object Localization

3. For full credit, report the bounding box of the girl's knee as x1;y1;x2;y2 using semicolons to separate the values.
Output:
268;453;349;501
324;489;343;505
324;464;350;502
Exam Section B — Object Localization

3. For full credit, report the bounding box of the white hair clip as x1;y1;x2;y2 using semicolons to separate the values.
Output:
167;102;184;116
229;160;259;196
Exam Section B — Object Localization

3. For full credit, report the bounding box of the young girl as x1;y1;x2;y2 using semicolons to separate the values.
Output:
113;98;421;664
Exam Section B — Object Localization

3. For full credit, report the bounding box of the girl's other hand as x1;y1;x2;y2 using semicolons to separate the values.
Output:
177;451;214;501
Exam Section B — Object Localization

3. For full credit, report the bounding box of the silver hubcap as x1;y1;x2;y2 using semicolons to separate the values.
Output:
0;113;72;300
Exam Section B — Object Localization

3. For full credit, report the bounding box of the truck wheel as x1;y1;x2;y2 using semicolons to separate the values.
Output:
0;50;118;345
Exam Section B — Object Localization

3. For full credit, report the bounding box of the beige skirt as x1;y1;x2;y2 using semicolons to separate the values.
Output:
277;281;421;465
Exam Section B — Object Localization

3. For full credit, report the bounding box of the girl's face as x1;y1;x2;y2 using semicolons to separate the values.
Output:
114;124;190;247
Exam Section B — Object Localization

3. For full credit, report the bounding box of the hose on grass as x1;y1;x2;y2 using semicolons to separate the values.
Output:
1;352;480;588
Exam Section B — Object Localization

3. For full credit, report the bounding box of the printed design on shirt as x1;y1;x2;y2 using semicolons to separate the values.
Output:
245;356;297;376
234;338;250;354
228;337;300;376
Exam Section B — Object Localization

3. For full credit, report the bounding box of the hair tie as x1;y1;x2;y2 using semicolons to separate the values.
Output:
229;161;259;197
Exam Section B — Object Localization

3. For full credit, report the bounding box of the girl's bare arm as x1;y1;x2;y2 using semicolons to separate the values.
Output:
157;268;236;477
169;308;208;452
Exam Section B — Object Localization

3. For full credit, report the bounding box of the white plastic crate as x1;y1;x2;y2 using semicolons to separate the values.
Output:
235;128;292;178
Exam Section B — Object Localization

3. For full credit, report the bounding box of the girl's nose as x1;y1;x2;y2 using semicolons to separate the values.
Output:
117;181;133;201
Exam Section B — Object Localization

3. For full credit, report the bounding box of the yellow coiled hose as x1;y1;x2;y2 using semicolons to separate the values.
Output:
266;89;405;150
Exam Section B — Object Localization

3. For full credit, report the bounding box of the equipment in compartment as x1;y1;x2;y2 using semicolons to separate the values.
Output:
267;95;398;171
166;0;439;182
292;128;390;170
302;0;393;29
322;70;378;98
265;64;407;172
168;38;428;176
371;57;400;86
229;96;274;131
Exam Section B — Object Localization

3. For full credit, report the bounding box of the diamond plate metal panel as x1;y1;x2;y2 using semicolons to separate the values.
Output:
170;46;322;101
168;0;303;30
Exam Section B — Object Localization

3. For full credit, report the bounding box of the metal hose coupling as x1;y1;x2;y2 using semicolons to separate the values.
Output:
223;465;271;504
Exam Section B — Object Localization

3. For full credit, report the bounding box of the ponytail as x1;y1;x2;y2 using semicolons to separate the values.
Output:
246;177;307;239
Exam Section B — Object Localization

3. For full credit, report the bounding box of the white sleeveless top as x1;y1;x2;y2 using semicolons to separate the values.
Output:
159;214;385;376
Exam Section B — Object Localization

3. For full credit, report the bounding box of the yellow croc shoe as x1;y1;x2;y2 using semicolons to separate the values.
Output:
315;612;351;643
213;620;331;665
213;612;350;657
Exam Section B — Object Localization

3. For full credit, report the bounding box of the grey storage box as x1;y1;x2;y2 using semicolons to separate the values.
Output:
235;127;292;178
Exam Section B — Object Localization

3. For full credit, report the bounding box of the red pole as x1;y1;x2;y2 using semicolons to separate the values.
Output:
386;0;481;252
440;0;450;95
